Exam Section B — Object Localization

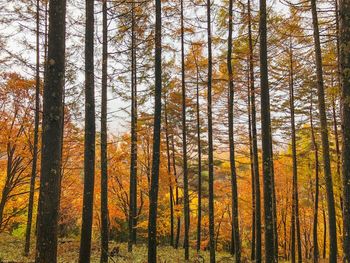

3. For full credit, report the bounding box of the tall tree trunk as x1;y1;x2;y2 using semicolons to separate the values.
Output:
147;0;162;259
164;95;174;247
310;94;320;263
322;202;327;259
227;1;241;261
207;0;215;262
24;0;40;255
128;0;138;251
310;0;338;261
180;0;190;259
35;0;66;261
289;43;302;263
79;0;96;260
194;51;202;252
247;0;262;260
259;0;276;260
100;0;109;262
339;0;350;259
247;61;256;261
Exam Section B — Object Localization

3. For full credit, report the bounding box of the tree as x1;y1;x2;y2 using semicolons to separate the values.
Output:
227;0;241;260
147;0;162;259
180;0;190;259
259;0;276;260
24;0;41;256
340;0;350;259
207;0;215;262
310;0;338;261
79;0;96;261
100;0;109;262
35;0;67;261
247;0;261;260
128;0;138;252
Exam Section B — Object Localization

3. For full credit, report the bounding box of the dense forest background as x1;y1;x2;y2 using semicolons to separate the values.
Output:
0;0;349;262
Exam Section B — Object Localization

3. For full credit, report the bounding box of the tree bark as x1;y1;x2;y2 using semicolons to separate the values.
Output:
24;0;40;256
35;0;66;261
180;0;190;259
259;0;276;260
247;0;262;260
100;0;109;262
227;0;241;261
147;0;162;259
310;0;338;261
339;0;350;259
207;0;215;261
79;0;96;261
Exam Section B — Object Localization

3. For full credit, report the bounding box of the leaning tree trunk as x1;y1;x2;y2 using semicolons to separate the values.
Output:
24;0;40;256
79;0;96;261
147;0;162;259
227;0;241;260
35;0;66;261
310;0;338;261
339;0;350;259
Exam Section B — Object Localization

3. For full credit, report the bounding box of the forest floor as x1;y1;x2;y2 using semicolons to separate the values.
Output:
0;233;235;262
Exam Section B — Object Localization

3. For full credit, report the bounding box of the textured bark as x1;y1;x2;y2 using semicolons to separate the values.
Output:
147;0;162;259
35;0;66;261
128;0;138;252
100;0;109;262
310;0;338;261
79;0;96;261
227;0;241;260
259;0;276;260
247;0;261;260
339;0;350;259
207;0;215;262
24;0;40;256
180;0;190;259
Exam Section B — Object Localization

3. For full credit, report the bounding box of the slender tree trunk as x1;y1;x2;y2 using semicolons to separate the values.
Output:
247;0;262;260
259;0;276;260
128;0;138;251
147;0;162;259
339;0;350;259
194;52;202;253
247;62;256;261
310;95;320;263
289;43;302;263
79;0;96;261
164;95;174;247
180;0;189;259
227;1;241;260
100;1;109;262
310;0;338;261
24;0;40;255
323;202;327;259
35;0;66;261
207;0;215;261
171;134;181;249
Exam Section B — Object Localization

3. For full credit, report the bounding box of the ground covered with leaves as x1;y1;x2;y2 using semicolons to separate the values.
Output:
0;233;235;262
